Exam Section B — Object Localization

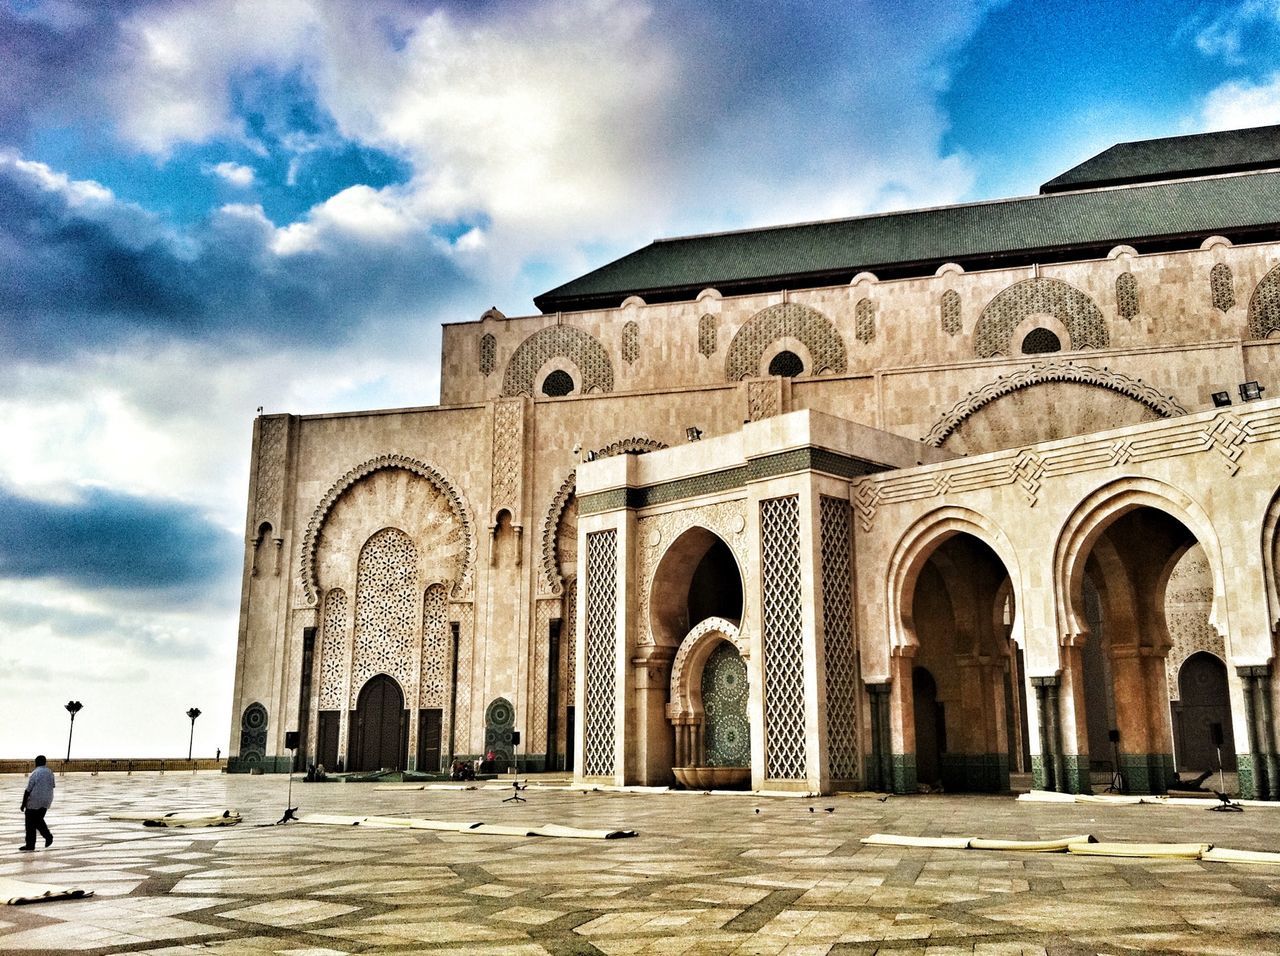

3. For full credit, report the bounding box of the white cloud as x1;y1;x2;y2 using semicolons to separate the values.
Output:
1201;72;1280;130
204;160;256;187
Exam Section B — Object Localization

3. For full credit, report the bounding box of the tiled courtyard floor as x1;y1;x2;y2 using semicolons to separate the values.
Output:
3;772;1280;954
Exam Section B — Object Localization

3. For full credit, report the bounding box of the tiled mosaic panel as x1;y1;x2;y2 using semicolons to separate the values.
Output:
533;599;554;752
1249;262;1280;338
491;400;523;514
501;325;615;396
451;602;473;752
350;528;419;708
622;321;639;365
725;302;847;380
563;578;578;714
1213;262;1237;314
1116;272;1139;320
485;696;515;764
239;702;268;764
318;588;348;710
420;584;449;708
702;641;750;766
940;289;961;336
254;416;287;530
698;312;717;357
855;297;876;343
479;333;496;376
819;496;859;781
760;495;807;780
583;530;617;776
975;277;1108;357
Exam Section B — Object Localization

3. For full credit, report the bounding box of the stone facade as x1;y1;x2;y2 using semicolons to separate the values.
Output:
231;169;1280;797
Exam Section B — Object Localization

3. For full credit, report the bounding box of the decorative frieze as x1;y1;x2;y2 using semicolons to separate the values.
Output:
856;402;1280;530
490;400;524;521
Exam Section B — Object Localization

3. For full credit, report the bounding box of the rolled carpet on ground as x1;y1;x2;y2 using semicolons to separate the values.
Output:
0;879;94;905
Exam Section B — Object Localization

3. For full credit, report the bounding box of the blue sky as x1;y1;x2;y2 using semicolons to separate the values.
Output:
2;0;1279;758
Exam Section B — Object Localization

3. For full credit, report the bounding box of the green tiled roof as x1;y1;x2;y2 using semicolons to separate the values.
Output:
1041;125;1280;193
535;169;1280;313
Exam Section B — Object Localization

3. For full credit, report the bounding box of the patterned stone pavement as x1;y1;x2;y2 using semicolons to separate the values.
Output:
3;772;1280;954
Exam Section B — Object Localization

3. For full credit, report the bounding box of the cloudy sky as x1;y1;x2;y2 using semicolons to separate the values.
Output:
3;0;1279;760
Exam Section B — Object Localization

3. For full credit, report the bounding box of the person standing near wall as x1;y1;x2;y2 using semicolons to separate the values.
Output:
19;755;54;852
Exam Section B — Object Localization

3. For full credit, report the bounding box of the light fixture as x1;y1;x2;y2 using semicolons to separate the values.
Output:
1211;391;1232;407
685;426;702;442
585;450;598;462
1239;381;1266;402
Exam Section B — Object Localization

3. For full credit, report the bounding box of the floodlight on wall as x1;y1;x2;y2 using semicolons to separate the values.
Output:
585;450;598;462
1211;391;1232;407
1239;381;1266;402
685;426;703;442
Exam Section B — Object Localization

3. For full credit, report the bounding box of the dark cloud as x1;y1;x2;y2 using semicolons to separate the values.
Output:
0;157;473;358
0;484;241;593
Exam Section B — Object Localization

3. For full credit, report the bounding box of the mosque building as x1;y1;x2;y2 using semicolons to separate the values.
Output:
230;125;1280;797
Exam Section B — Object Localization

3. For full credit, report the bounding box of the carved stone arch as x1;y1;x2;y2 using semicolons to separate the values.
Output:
724;302;847;381
1260;487;1280;633
299;455;475;605
539;437;668;596
668;617;748;720
638;502;750;646
1247;261;1280;339
1053;477;1228;650
502;325;614;396
887;506;1025;658
922;361;1187;449
974;277;1108;358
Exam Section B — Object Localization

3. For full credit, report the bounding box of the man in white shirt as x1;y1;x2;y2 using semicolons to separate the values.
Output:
19;755;54;852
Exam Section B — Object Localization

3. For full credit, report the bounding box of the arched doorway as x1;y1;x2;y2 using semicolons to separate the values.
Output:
1176;652;1236;773
905;531;1020;792
667;619;751;789
485;697;515;771
1061;493;1218;794
351;675;407;772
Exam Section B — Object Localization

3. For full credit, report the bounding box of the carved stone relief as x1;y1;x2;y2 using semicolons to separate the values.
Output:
725;302;847;380
501;325;615;397
974;278;1108;357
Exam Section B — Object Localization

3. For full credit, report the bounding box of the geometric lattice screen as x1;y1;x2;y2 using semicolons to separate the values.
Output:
819;496;859;781
583;530;618;777
760;495;807;780
318;588;348;709
350;528;419;707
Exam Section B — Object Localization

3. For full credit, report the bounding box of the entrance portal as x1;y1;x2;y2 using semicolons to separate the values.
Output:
351;675;407;772
1176;652;1236;773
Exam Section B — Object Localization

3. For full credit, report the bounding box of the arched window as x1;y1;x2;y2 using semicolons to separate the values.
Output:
767;350;804;377
1021;328;1062;354
541;370;575;397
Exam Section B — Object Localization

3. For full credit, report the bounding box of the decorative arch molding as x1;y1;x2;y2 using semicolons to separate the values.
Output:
724;302;847;381
1260;488;1280;633
974;277;1108;358
538;437;668;596
639;504;750;646
1247;261;1280;339
922;361;1187;447
887;506;1025;659
501;325;615;397
299;455;475;605
667;617;747;720
1052;477;1228;650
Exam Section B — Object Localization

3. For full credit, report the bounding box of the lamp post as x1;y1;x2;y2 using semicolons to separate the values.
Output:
64;700;83;764
186;708;202;761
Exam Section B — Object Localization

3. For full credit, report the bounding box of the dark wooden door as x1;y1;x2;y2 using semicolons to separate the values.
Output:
1177;652;1236;771
317;711;339;771
418;709;442;771
565;707;576;772
353;675;406;772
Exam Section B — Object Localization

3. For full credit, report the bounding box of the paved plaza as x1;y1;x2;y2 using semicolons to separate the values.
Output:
2;772;1280;954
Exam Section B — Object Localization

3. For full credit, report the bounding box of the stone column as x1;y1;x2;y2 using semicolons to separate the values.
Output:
866;682;891;792
1237;666;1267;800
1030;675;1063;792
630;644;675;785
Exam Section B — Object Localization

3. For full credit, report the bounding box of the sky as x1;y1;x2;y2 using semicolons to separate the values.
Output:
3;0;1280;759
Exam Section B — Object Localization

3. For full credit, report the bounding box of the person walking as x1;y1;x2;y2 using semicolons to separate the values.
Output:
19;755;54;852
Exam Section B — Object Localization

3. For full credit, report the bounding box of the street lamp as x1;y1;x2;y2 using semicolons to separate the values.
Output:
186;708;202;761
64;700;83;764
